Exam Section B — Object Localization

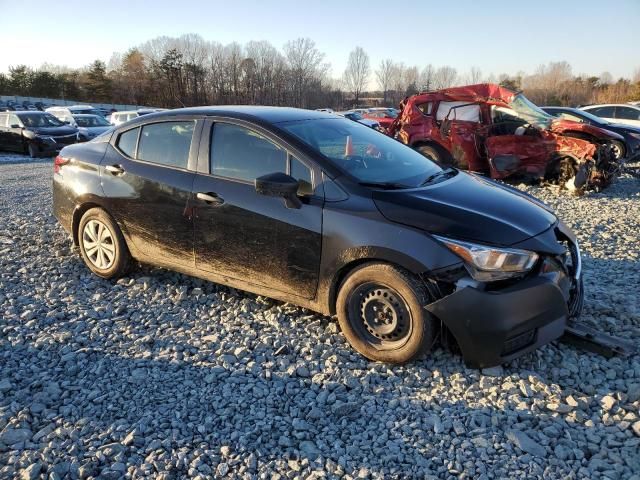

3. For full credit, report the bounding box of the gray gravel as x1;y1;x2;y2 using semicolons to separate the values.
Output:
1;152;639;479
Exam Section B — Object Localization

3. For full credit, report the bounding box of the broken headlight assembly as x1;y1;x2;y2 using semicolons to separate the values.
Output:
433;235;539;282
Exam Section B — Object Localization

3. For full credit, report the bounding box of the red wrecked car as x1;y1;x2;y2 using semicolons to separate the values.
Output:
387;84;624;191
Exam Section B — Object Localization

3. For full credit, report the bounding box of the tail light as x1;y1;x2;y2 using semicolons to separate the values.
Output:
54;155;70;174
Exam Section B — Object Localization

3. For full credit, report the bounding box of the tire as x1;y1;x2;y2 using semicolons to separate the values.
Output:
415;144;442;162
336;263;436;364
27;142;38;158
78;208;131;279
610;140;625;160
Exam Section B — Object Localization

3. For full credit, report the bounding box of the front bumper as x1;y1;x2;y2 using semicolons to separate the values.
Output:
427;275;569;368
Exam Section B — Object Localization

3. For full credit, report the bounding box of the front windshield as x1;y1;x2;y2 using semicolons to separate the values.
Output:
18;113;64;127
279;118;442;187
74;115;111;127
508;93;553;128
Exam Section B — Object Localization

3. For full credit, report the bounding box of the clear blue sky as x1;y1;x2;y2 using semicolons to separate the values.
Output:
1;0;638;82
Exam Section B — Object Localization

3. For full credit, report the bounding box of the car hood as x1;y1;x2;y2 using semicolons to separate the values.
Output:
79;126;111;134
373;171;558;247
29;126;78;136
607;122;640;133
550;118;624;141
357;119;379;127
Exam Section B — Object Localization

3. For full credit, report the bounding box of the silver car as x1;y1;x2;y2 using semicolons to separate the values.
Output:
72;114;113;142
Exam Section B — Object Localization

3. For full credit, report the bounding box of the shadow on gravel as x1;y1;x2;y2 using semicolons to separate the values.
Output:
3;337;638;478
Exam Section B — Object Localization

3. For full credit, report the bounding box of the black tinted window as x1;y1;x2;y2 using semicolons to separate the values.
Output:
211;123;287;182
117;128;139;158
590;106;615;117
138;122;194;168
290;156;313;196
615;107;640;120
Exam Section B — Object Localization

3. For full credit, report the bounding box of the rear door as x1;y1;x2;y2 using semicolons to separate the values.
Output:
613;106;640;127
192;119;323;299
100;118;202;267
585;106;615;124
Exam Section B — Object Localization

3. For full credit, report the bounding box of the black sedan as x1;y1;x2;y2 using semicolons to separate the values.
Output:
543;106;640;160
0;111;78;157
53;106;583;368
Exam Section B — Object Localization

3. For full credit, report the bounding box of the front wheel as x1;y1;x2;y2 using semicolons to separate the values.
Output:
610;140;626;160
27;142;38;158
78;208;131;279
336;263;436;364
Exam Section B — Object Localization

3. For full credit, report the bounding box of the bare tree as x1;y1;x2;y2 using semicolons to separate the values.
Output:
403;66;419;95
468;66;483;84
343;46;370;105
376;59;394;103
432;66;457;89
283;38;326;107
419;64;435;91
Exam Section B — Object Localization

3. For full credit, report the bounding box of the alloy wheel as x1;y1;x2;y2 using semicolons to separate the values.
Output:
82;219;116;270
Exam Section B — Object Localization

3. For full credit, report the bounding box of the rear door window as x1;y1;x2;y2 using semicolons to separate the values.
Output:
210;123;287;182
116;128;139;158
588;106;615;117
137;121;195;169
436;102;480;122
614;106;640;120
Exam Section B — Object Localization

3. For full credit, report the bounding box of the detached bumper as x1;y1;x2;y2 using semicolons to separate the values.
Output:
427;276;568;368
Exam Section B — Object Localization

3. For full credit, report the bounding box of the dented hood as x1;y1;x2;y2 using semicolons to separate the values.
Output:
373;171;557;247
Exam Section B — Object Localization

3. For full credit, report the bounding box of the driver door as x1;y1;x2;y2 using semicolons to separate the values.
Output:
192;120;323;299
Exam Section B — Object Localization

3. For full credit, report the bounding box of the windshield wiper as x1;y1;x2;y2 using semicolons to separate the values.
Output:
358;181;409;190
420;167;457;186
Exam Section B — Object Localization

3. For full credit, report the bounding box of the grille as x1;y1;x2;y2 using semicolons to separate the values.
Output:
51;134;77;145
502;329;536;355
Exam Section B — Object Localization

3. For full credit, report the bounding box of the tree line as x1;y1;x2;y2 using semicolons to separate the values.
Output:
1;34;638;109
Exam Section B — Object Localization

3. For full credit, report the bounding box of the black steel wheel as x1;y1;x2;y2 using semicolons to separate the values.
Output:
347;283;412;349
336;263;436;364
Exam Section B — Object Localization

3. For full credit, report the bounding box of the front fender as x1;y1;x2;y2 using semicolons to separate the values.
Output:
316;198;463;314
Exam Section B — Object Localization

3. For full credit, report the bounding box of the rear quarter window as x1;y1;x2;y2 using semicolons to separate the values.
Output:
116;128;139;157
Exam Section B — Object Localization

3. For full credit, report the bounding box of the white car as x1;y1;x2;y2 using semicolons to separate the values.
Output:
580;104;640;127
46;105;102;125
109;108;166;126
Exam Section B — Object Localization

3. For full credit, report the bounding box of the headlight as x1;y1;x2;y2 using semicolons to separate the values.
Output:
433;235;539;281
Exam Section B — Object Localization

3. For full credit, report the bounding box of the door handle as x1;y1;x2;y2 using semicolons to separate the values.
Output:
105;164;125;175
196;192;224;205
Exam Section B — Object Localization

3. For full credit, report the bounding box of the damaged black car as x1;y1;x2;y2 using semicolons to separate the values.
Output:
52;107;583;368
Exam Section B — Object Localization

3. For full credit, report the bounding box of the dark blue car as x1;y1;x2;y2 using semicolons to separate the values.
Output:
543;106;640;160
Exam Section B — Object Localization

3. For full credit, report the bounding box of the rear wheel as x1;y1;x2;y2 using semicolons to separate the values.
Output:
78;208;131;279
336;263;436;364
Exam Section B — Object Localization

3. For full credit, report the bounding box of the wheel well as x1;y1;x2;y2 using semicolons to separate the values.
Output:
327;258;437;316
71;203;102;246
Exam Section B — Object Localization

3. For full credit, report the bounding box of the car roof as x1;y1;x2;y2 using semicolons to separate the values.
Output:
583;104;640;108
129;106;337;124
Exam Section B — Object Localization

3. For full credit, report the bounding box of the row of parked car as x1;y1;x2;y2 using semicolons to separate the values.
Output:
0;104;166;157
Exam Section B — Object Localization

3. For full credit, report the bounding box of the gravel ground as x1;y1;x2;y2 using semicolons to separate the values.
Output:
0;152;639;480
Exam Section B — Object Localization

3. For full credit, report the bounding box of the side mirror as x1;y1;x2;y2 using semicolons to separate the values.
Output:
255;172;302;209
